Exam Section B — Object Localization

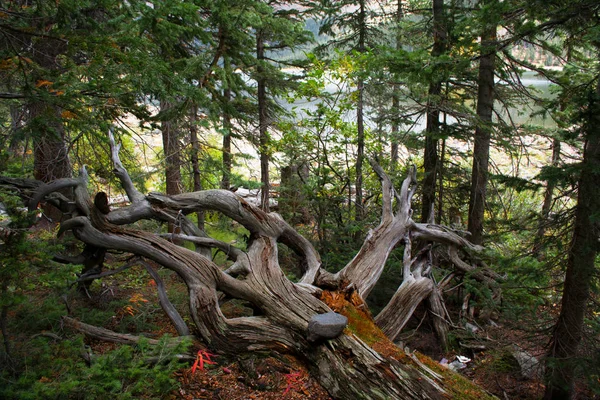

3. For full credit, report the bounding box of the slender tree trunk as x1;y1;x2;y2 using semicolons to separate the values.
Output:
543;61;600;400
161;99;182;197
1;283;10;359
8;103;24;155
189;106;204;231
161;99;182;234
257;30;270;212
221;58;233;191
467;2;496;246
421;0;446;223
533;138;560;257
355;0;366;225
534;50;569;258
437;137;446;224
390;0;404;172
391;96;400;171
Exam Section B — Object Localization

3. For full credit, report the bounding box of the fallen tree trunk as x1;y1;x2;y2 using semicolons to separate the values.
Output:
15;131;500;399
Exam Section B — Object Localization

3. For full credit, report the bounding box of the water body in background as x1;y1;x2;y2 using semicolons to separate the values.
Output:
276;69;558;181
154;69;557;186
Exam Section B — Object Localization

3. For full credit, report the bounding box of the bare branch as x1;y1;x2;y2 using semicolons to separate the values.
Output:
335;165;417;298
141;260;190;336
108;128;145;204
412;223;483;252
28;167;90;216
62;316;191;347
446;246;504;284
159;233;244;261
369;157;394;223
148;191;321;284
398;165;417;218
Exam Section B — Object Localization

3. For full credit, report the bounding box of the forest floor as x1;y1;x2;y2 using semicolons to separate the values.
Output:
4;249;592;399
79;258;551;400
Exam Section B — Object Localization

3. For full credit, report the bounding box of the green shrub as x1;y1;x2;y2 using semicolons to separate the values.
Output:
1;335;191;400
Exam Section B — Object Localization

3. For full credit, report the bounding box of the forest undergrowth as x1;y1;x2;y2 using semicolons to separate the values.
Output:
2;223;595;400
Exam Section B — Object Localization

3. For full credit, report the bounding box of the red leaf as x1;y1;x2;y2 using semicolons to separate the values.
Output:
191;358;200;374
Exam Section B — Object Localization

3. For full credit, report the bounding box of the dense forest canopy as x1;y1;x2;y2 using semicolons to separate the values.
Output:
1;0;599;399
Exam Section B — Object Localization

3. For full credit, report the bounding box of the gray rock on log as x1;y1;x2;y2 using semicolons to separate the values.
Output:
307;312;348;342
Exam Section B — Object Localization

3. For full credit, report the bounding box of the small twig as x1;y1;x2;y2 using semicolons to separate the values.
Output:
31;332;62;341
76;260;137;283
401;312;428;340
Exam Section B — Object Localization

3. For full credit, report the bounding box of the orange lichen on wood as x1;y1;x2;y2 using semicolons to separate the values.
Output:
319;290;407;361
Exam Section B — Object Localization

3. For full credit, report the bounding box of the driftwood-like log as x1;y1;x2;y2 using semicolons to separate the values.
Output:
17;132;500;399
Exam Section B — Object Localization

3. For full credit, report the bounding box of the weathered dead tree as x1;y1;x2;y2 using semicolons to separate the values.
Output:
19;130;500;400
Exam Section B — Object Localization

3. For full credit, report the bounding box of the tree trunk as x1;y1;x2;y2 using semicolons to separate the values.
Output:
161;99;182;235
533;138;561;257
62;213;493;400
543;61;600;400
161;99;182;198
355;0;367;225
257;30;270;213
376;276;434;340
30;102;72;183
189;106;204;231
29;101;72;221
221;59;233;191
390;0;404;172
421;0;446;223
467;2;496;246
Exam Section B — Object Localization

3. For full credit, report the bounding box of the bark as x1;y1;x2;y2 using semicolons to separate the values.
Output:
160;99;182;198
221;59;233;191
376;276;434;340
390;0;404;172
355;0;367;225
29;101;72;221
189;106;204;231
59;214;492;399
421;0;446;223
467;3;497;246
335;163;419;298
31;102;71;184
426;285;450;352
257;30;270;213
375;233;434;340
543;66;600;400
437;137;446;224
